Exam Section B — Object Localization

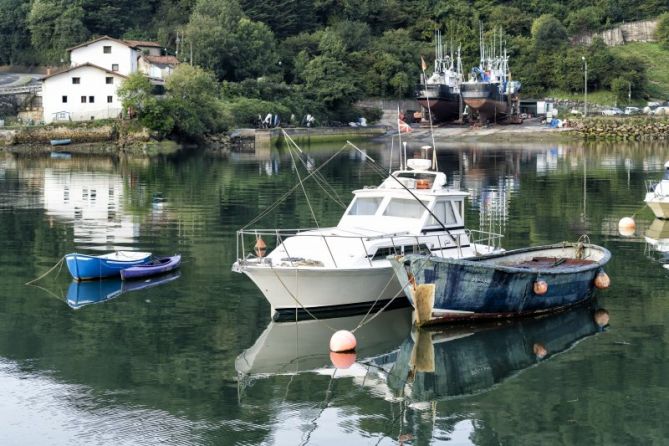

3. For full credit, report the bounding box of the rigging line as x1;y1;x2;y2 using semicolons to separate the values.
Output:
281;129;346;207
282;132;345;200
287;143;320;228
25;256;65;285
353;257;433;332
346;141;456;243
241;144;349;230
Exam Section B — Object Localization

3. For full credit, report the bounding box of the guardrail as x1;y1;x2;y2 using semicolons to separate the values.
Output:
0;85;41;95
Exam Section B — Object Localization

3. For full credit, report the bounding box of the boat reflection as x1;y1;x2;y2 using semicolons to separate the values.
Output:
380;304;609;402
644;218;669;268
235;307;412;379
66;271;181;309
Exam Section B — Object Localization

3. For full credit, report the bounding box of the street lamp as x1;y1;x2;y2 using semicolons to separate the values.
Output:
582;56;588;117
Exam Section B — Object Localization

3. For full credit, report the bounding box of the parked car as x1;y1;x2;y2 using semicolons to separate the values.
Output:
601;108;623;116
570;109;583;116
654;106;669;115
624;107;641;115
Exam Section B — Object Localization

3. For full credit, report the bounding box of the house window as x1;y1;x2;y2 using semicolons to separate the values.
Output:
81;96;87;103
111;64;119;71
62;96;67;103
107;96;113;103
103;46;111;54
105;77;113;84
72;77;80;84
89;96;95;103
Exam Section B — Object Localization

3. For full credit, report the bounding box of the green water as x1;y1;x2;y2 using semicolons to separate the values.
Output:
0;139;668;445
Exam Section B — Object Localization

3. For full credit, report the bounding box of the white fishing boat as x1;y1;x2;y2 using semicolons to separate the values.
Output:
645;161;669;219
232;143;502;318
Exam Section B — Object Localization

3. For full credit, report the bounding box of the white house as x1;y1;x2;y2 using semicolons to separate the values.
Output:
42;63;127;123
41;36;178;123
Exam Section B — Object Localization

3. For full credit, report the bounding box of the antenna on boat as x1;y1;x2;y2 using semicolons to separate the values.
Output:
396;105;404;169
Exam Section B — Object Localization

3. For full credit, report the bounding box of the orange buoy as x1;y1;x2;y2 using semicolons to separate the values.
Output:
618;217;636;236
329;330;357;353
254;236;267;257
330;351;356;369
593;308;610;328
594;271;610;289
533;279;548;295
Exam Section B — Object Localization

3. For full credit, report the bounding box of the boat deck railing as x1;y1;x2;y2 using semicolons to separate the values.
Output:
235;228;503;269
645;179;666;195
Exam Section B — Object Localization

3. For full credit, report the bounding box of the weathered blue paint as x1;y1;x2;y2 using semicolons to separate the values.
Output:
380;303;603;401
391;243;611;322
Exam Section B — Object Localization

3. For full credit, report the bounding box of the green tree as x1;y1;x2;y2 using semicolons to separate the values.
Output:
0;0;32;65
611;77;629;104
166;64;224;137
565;6;603;36
656;12;669;49
531;14;568;52
117;73;153;115
28;0;88;62
302;55;362;114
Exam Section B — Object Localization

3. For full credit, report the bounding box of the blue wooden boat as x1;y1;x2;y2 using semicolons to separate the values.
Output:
65;251;152;281
380;304;607;401
390;242;611;325
66;272;181;309
120;254;181;280
50;138;71;146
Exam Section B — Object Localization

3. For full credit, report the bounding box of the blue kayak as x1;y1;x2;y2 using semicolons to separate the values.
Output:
65;251;152;281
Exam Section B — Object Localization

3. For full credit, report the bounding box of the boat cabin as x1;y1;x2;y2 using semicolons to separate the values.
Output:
338;170;467;236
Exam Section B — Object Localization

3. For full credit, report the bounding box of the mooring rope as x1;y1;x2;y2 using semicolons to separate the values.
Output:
25;256;65;285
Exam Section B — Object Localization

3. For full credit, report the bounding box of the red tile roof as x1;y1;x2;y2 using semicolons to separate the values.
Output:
143;55;179;65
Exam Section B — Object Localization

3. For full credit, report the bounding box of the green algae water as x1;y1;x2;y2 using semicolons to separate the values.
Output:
0;139;668;445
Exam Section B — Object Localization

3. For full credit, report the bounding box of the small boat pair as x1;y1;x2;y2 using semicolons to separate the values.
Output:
65;251;181;281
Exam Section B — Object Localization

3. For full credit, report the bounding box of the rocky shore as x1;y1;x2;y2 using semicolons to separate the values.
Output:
575;117;669;140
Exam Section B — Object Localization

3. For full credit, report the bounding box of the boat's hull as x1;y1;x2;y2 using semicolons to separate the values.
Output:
50;139;71;146
65;252;152;281
416;84;461;122
239;264;405;317
645;192;669;219
461;82;508;122
391;243;611;324
120;255;181;280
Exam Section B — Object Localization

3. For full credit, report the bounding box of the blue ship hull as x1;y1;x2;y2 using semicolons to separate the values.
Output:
65;251;152;281
392;243;611;324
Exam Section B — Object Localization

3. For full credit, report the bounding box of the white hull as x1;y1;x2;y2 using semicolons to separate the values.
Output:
240;263;402;313
645;192;669;219
236;245;493;313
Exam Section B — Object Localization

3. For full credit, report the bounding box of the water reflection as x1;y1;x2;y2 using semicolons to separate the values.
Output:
236;307;412;388
644;219;669;268
65;271;181;309
43;169;138;249
381;304;608;403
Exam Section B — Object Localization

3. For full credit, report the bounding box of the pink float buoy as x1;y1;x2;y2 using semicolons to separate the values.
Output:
330;351;356;369
618;217;636;236
329;330;357;353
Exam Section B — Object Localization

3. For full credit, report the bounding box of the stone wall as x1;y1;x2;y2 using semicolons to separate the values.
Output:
356;98;421;127
574;19;657;46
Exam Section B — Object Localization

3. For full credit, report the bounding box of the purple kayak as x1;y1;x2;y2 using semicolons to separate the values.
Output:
120;254;181;280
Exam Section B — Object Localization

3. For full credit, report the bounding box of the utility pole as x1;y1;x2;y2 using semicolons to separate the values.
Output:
582;56;588;117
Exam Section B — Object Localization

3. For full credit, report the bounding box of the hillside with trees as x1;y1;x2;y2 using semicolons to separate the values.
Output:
1;0;667;135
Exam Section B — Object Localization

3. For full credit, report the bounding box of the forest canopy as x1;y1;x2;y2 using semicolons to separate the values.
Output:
0;0;663;133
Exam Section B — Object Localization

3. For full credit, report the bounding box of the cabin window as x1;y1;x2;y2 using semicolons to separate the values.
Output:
103;46;111;54
369;244;430;260
107;96;113;103
383;198;428;219
106;77;113;84
111;64;119;71
426;201;458;226
89;96;95;103
62;96;67;103
348;197;383;216
72;77;80;84
81;96;87;103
